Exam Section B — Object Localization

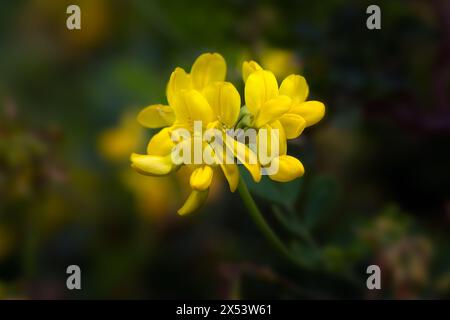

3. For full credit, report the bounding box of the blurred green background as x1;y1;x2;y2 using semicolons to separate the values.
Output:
1;0;449;299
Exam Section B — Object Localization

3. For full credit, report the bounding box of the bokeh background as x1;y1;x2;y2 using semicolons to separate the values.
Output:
1;0;449;299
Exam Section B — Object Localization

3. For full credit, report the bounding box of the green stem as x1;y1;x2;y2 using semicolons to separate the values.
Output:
237;176;305;268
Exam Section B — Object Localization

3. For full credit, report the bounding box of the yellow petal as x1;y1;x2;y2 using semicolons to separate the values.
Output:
254;95;291;128
172;89;215;126
190;165;214;191
272;121;287;156
242;60;263;82
245;70;279;116
178;189;209;215
257;120;287;165
130;153;174;176
137;104;175;128
202;81;241;127
190;53;226;90
278;113;306;139
290;101;325;127
220;163;239;192
269;155;305;182
166;67;193;107
146;127;175;156
225;136;261;182
279;74;309;104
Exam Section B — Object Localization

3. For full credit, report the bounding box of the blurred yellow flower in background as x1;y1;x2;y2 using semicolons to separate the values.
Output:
98;112;143;162
25;0;111;53
121;171;174;217
132;53;260;215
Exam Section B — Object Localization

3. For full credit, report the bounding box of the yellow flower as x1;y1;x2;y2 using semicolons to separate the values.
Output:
242;60;263;82
131;53;260;215
130;53;325;215
242;60;325;181
98;112;182;218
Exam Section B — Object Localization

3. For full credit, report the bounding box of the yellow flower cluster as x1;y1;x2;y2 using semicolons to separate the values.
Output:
131;53;325;215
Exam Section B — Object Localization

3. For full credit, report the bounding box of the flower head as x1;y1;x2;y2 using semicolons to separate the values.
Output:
130;53;325;215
